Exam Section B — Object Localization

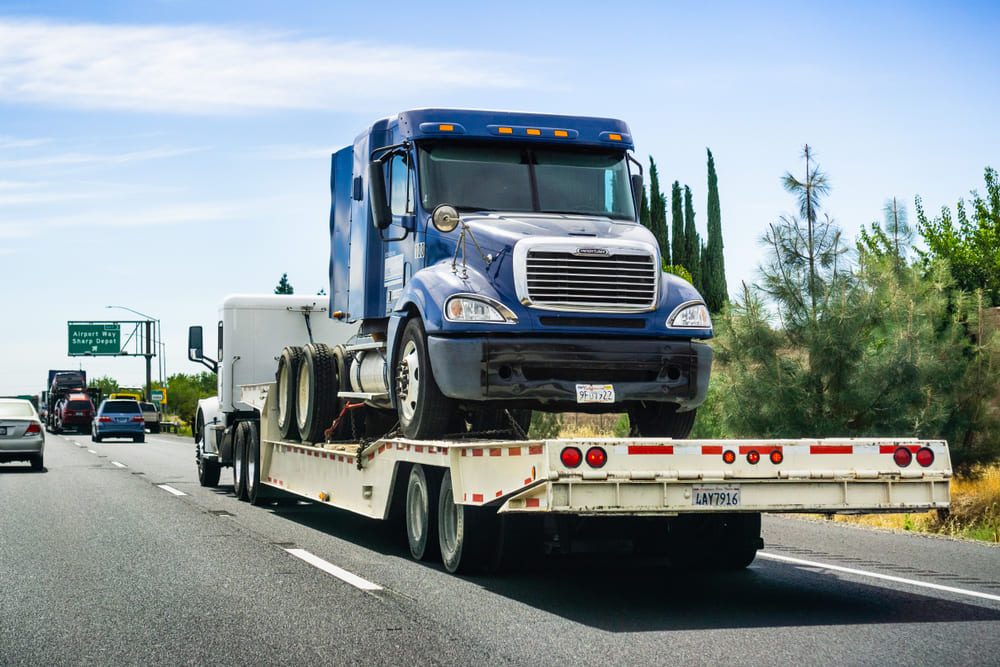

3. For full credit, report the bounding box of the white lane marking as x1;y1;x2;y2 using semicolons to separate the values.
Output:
111;461;127;468
285;548;382;592
759;551;1000;603
157;484;187;496
87;449;98;454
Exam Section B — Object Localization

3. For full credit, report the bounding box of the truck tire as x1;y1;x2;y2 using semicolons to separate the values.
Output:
667;513;762;570
30;453;44;472
628;403;697;438
406;464;441;561
196;412;222;488
296;343;339;443
438;470;497;574
395;318;454;440
246;421;268;505
233;422;249;501
276;346;303;441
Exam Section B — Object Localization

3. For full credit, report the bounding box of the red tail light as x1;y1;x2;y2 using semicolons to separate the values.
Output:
99;417;112;423
746;450;760;465
24;422;41;435
585;447;607;468
560;447;582;468
916;447;935;467
131;416;145;423
769;449;784;464
893;447;912;467
722;450;736;464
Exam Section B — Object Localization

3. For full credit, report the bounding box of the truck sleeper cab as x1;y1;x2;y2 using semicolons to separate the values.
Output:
323;109;713;440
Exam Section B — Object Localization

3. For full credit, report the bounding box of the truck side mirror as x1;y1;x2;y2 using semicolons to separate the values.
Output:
188;326;204;361
630;173;643;220
368;160;391;230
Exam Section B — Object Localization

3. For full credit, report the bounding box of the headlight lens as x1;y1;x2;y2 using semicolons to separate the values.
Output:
668;303;712;328
445;296;516;323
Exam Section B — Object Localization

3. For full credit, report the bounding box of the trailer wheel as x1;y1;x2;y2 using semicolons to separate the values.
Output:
438;470;497;574
395;318;454;439
296;343;339;443
233;422;249;501
276;346;304;441
246;421;269;505
628;403;697;438
406;464;441;561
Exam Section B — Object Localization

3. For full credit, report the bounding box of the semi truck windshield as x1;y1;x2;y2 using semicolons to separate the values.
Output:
418;143;637;221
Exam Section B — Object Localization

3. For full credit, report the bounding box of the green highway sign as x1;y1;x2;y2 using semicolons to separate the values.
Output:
68;323;121;356
151;389;166;404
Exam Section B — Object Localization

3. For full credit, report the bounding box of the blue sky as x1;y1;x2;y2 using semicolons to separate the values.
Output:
1;1;998;395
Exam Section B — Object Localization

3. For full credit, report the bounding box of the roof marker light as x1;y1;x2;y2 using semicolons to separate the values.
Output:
608;133;622;141
499;127;513;134
554;129;569;137
439;124;454;132
526;128;541;136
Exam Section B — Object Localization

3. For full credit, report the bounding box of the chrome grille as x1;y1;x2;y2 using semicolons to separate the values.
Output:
524;249;657;311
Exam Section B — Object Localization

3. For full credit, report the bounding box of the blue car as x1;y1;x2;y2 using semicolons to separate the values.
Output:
92;399;146;443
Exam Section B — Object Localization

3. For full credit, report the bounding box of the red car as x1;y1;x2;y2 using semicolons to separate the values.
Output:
55;393;95;434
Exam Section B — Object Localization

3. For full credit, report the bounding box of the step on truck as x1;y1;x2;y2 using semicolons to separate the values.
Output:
189;109;951;573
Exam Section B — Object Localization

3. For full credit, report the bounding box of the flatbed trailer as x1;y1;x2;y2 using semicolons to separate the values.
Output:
229;382;951;573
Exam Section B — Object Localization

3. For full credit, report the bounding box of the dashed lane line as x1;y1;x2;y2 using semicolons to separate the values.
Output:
759;551;1000;603
87;449;98;454
111;461;127;468
285;548;382;592
157;484;187;496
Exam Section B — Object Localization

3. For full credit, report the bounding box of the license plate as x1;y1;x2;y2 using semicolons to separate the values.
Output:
0;426;6;435
692;485;741;507
576;384;615;403
115;417;129;423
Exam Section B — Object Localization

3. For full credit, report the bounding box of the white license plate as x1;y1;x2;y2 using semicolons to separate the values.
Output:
0;426;6;435
576;384;615;403
692;485;741;507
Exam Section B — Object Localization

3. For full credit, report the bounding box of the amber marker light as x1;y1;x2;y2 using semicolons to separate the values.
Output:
608;133;622;141
526;128;541;136
554;129;569;137
498;127;513;134
439;124;454;131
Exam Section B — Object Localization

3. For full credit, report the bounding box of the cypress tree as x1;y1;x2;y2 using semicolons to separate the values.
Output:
638;183;650;231
671;181;684;266
648;157;669;262
704;148;728;311
684;185;701;290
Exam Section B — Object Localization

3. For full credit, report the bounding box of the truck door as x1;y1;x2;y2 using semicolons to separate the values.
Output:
384;151;419;315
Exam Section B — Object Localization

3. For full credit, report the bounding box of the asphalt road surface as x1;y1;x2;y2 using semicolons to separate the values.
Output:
2;432;999;665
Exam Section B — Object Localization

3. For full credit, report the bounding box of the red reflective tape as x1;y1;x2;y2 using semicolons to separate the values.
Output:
378;444;386;453
628;445;674;455
509;447;521;456
463;493;467;501
416;445;424;453
529;445;543;455
525;498;540;508
740;445;782;455
811;445;853;454
495;490;503;498
524;477;532;485
472;493;484;502
702;445;723;455
490;448;502;457
880;445;921;454
472;448;484;457
441;448;447;455
367;454;374;461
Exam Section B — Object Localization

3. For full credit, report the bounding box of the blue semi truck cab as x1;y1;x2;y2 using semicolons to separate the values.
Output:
327;108;713;440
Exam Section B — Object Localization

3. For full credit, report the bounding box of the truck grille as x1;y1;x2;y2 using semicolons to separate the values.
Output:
523;249;658;311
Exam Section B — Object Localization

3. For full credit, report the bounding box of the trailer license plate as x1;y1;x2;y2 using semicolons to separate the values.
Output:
692;485;741;507
576;384;615;403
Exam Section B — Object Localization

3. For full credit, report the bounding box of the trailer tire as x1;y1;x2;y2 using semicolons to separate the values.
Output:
296;343;339;443
628;403;697;438
246;421;268;505
438;470;497;574
395;318;454;440
276;346;304;441
233;422;249;501
406;464;441;561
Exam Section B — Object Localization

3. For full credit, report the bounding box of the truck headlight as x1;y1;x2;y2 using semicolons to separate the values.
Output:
668;302;712;329
445;295;517;323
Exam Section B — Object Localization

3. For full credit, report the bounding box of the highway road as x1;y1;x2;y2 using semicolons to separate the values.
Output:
2;432;999;665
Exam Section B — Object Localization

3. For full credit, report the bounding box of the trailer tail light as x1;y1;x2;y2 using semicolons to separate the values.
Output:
916;447;935;467
560;447;582;468
24;422;41;435
722;450;736;464
893;447;912;467
769;449;783;464
746;450;760;465
585;447;607;468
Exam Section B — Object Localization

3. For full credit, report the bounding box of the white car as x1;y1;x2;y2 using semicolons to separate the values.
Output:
0;398;45;471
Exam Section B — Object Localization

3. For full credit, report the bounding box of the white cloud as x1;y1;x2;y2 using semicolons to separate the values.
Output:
0;136;52;149
0;146;205;168
0;18;536;114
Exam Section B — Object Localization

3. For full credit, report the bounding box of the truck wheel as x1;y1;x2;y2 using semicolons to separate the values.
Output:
438;470;497;574
628;403;697;438
406;465;441;561
197;448;221;487
395;318;454;440
276;346;303;441
246;421;268;505
233;422;249;501
668;513;762;570
296;343;339;443
30;453;44;471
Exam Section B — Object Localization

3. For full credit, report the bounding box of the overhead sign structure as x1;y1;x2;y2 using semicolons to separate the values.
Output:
68;323;121;356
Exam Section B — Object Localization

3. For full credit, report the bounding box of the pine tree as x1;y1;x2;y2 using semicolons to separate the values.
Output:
671;181;684;266
274;273;294;295
683;185;701;290
648;157;670;262
703;148;728;312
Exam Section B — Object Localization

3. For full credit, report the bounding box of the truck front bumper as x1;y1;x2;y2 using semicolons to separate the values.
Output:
427;335;712;410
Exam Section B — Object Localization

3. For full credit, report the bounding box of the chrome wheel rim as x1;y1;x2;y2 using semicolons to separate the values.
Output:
397;340;420;423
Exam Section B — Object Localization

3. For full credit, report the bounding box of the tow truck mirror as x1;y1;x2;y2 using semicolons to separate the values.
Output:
188;326;204;361
630;173;643;220
368;160;391;230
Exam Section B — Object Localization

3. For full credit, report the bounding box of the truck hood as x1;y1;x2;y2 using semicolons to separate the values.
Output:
458;212;654;251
